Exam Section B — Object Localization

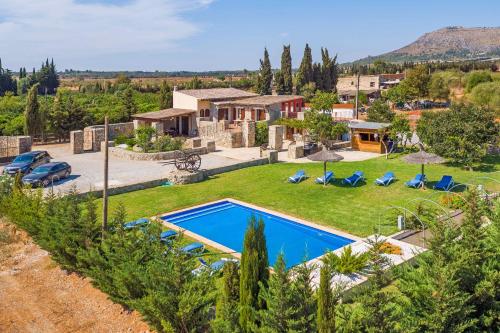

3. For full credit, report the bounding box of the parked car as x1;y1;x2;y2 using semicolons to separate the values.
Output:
21;162;71;187
3;151;51;176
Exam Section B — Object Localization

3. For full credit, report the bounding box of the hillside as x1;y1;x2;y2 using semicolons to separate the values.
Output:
355;26;500;64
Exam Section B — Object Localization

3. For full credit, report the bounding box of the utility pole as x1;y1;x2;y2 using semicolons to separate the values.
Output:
354;72;360;120
102;115;109;235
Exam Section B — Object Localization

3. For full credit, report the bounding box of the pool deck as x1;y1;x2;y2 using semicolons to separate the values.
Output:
156;198;425;291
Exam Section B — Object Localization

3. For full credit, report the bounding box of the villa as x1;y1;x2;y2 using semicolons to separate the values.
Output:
132;87;304;148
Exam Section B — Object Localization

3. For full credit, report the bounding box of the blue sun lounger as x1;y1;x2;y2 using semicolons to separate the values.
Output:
181;242;204;254
342;171;365;187
123;217;150;230
192;258;239;275
160;230;177;243
315;171;334;184
288;170;306;183
434;175;454;191
405;174;425;188
375;172;395;186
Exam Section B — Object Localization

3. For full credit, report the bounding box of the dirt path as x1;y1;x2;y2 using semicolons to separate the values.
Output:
0;221;151;333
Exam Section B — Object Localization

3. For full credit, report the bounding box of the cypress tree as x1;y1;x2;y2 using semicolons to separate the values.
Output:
213;261;241;333
296;44;313;94
256;48;272;95
239;215;269;332
321;48;332;91
274;70;285;95
24;84;41;136
313;62;322;91
159;80;173;109
258;253;295;332
289;261;317;332
317;265;334;333
281;45;293;94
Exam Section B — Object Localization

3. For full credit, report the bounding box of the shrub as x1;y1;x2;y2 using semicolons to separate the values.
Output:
255;121;268;146
114;133;131;145
135;126;156;152
153;135;184;152
440;193;467;210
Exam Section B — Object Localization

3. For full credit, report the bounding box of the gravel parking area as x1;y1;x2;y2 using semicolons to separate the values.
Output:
2;144;251;194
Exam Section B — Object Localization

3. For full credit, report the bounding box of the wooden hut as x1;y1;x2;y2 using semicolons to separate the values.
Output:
349;121;391;154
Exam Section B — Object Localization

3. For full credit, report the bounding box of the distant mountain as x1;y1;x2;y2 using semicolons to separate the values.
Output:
354;26;500;64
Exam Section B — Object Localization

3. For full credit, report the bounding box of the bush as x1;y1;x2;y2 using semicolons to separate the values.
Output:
135;126;156;152
0;185;217;333
114;133;132;145
255;121;268;146
153;135;184;152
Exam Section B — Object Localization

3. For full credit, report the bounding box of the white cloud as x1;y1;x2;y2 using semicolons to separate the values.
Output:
0;0;214;69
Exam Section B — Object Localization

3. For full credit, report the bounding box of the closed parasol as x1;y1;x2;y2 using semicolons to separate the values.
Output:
307;148;344;186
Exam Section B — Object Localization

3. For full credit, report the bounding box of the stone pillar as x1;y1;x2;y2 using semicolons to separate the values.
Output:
70;130;84;154
264;149;278;163
92;128;105;152
151;121;164;135
287;143;304;159
242;120;256;147
16;136;32;155
206;140;216;152
268;125;284;150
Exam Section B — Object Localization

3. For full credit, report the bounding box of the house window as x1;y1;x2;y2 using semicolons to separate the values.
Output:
200;109;210;118
258;109;266;121
351;81;354;85
370;82;375;87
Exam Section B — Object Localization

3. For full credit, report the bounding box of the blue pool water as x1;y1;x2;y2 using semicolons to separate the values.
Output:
161;201;354;267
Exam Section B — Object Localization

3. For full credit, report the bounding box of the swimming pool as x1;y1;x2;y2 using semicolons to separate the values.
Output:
161;200;355;268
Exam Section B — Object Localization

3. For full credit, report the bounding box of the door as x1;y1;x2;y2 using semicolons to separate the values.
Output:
181;116;189;136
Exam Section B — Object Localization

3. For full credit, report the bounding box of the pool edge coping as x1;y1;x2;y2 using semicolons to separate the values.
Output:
156;198;363;264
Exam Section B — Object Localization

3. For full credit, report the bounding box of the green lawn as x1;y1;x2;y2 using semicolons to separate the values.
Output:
104;154;499;237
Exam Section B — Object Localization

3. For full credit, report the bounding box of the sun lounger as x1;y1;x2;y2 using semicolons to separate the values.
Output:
342;171;365;187
288;170;306;183
192;258;239;275
315;171;334;184
181;242;204;254
405;174;425;188
160;230;177;243
434;175;454;191
375;172;395;186
123;218;150;230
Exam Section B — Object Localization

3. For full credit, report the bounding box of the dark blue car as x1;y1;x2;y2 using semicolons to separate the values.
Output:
3;151;51;176
22;162;71;187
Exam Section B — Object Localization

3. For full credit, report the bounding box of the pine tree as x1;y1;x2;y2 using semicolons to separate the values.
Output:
159;80;173;109
213;261;240;333
256;48;272;95
239;216;269;332
289;261;317;332
317;265;334;333
274;70;285;95
281;45;293;94
24;84;41;136
258;253;296;332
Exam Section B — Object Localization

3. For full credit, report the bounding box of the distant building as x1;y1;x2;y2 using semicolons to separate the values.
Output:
336;73;405;102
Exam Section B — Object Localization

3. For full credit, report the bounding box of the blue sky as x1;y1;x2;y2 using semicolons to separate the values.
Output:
0;0;499;71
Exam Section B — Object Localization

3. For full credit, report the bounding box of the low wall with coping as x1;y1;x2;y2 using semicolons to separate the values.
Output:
108;146;208;161
86;157;271;198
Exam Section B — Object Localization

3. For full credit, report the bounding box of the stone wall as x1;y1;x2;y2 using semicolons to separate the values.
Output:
83;122;134;152
109;146;208;161
0;136;32;160
83;157;273;198
198;120;243;148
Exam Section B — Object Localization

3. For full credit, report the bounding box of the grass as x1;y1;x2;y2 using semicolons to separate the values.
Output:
103;154;499;237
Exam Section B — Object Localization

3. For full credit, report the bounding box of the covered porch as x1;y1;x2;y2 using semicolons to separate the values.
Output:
132;108;197;137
